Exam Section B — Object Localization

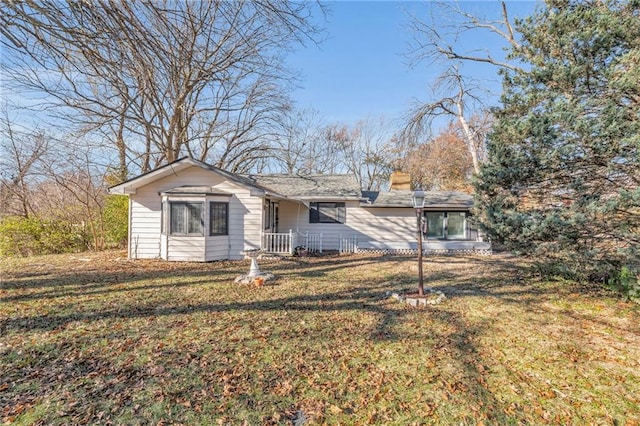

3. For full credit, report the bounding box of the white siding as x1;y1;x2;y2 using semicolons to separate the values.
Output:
160;233;168;260
129;186;163;259
205;236;230;261
349;207;417;249
168;236;205;262
277;200;417;251
280;201;417;250
278;201;485;251
128;165;263;261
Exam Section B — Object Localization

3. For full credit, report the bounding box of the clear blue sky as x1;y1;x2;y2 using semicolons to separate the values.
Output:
287;1;539;127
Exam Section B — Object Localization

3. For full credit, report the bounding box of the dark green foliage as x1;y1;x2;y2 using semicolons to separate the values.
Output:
607;266;640;302
0;216;87;256
102;195;128;248
475;0;640;284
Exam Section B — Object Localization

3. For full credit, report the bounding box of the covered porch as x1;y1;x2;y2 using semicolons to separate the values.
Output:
259;230;491;256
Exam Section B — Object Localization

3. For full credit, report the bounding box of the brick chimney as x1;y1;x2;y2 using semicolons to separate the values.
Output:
389;171;411;190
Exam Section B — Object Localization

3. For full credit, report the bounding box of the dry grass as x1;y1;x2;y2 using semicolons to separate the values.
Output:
1;250;639;425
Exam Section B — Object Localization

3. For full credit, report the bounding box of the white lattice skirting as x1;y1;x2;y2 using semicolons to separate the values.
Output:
356;248;493;256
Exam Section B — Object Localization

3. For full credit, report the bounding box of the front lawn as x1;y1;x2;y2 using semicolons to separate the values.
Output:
1;251;638;424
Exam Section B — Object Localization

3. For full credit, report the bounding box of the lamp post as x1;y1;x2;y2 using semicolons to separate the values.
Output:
412;189;426;297
411;189;426;296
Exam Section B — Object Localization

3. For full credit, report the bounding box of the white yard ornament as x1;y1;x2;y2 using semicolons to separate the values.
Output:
235;249;275;285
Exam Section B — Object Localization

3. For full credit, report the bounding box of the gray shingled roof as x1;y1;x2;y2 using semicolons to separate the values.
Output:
362;190;474;209
245;174;362;199
111;158;474;209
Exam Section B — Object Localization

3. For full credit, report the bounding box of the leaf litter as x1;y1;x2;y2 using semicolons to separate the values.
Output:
1;250;639;424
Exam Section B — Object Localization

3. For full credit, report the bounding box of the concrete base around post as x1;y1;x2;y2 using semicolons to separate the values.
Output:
388;290;447;306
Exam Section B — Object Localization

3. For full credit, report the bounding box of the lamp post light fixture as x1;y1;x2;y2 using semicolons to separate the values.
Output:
412;189;426;297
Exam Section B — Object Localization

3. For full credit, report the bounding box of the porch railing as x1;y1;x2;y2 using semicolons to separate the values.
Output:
301;232;322;253
339;234;358;254
261;230;324;254
262;230;298;255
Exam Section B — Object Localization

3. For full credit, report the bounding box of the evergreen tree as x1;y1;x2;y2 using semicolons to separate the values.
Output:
475;0;640;282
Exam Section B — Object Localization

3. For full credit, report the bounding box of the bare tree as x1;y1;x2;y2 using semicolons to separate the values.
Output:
0;108;49;218
404;1;523;174
334;117;395;191
269;108;327;174
293;123;345;175
269;115;396;189
27;138;117;251
407;1;521;72
405;67;491;174
1;1;326;176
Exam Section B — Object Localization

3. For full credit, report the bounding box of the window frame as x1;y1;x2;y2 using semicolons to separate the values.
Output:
309;202;346;224
161;201;167;235
169;202;204;236
423;211;469;240
209;201;229;236
446;211;467;240
425;212;445;239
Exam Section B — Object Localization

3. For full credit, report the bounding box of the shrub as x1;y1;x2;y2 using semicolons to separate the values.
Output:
102;195;128;248
0;216;87;257
607;266;640;303
0;216;43;256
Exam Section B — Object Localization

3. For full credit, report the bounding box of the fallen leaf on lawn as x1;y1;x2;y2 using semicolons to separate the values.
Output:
329;405;343;414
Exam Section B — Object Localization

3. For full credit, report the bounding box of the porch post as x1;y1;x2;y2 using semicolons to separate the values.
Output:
289;229;294;255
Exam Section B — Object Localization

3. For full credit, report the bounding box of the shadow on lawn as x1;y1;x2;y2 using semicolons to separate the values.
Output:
427;308;514;423
1;253;545;335
1;254;552;375
1;269;237;303
1;255;385;305
0;262;241;292
2;253;577;423
1;282;402;332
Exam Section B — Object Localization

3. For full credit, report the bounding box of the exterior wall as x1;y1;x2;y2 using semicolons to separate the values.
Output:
277;200;362;250
125;162;487;259
128;165;263;261
168;236;206;262
277;201;484;251
205;236;230;261
349;207;416;249
129;186;163;259
277;201;417;250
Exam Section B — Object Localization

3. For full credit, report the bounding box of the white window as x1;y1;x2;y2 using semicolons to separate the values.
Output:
426;212;444;238
447;212;466;239
424;211;467;240
170;202;203;235
209;202;228;236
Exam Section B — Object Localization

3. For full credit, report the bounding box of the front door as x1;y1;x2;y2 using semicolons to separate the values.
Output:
264;199;279;233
